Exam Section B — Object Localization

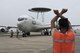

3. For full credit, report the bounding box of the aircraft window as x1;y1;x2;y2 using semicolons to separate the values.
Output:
32;21;36;25
18;18;24;21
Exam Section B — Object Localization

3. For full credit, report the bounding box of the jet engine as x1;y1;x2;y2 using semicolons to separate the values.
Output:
0;28;8;32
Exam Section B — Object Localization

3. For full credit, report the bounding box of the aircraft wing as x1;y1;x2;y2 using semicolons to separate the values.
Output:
71;25;80;27
36;24;80;30
0;26;17;28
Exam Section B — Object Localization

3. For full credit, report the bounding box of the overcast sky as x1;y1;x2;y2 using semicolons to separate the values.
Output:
0;0;80;26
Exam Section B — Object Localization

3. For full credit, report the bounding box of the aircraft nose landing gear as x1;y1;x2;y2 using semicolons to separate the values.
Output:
22;32;30;37
41;29;49;35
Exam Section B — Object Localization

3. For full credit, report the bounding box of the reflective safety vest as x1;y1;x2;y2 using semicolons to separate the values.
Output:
53;31;74;53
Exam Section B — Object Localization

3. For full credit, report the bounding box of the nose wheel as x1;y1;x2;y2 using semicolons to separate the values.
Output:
41;29;49;35
26;32;30;36
22;32;30;37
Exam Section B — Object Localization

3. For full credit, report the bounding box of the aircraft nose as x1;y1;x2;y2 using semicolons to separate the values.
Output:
17;23;24;30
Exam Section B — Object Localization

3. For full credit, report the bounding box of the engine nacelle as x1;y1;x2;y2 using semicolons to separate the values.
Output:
0;28;8;32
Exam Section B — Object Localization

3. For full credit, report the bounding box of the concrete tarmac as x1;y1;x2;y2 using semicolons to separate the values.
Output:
0;34;52;53
0;33;80;53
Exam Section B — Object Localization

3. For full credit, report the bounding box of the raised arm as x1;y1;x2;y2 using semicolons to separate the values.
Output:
57;9;72;29
51;9;67;29
51;10;60;29
51;9;72;30
51;15;59;29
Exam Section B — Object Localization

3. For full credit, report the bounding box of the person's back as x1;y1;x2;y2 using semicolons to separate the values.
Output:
51;9;74;53
53;29;74;53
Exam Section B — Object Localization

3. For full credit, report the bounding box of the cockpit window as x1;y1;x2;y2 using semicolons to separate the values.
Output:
18;18;27;21
18;18;24;21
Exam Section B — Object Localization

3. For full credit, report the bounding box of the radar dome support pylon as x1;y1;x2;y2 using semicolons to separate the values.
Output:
28;7;51;22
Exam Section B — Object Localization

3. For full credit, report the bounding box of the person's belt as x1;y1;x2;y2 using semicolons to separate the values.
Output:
54;40;74;42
